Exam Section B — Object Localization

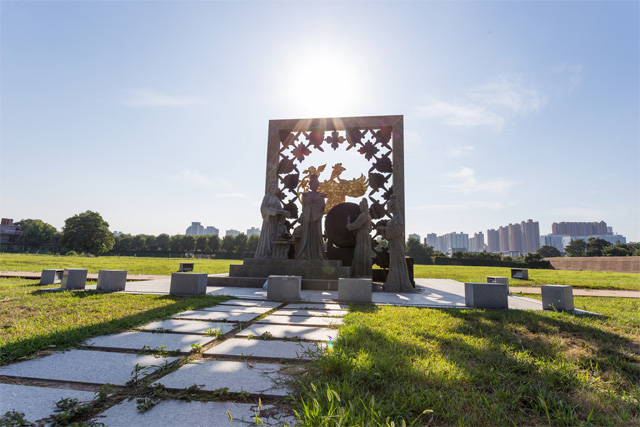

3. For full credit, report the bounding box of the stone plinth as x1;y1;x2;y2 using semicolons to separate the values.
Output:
40;269;63;285
170;273;207;296
464;282;508;309
486;276;509;286
338;278;372;303
61;269;88;290
511;268;529;280
541;285;574;312
97;270;127;292
179;263;194;272
267;275;301;301
272;239;290;259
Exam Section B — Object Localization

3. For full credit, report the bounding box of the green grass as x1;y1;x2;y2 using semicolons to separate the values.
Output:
414;264;640;291
0;253;240;275
0;277;231;365
292;297;640;426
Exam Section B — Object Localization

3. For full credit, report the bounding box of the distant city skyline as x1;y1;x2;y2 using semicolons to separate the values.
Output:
1;1;637;242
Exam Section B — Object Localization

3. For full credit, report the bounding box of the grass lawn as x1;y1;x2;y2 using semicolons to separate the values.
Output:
293;296;640;426
0;278;230;365
414;264;640;291
0;253;239;275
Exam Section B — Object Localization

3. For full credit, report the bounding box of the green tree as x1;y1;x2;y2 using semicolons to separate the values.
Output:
234;233;248;258
169;235;183;252
406;237;430;264
145;235;157;251
247;234;259;255
602;245;629;257
112;234;133;251
537;245;562;258
156;233;170;251
61;210;115;253
564;239;587;257
16;219;57;252
182;235;196;252
221;235;235;258
131;235;146;251
208;235;221;254
585;238;611;257
195;235;208;252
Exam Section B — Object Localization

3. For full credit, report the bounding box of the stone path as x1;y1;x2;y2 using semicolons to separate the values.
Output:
0;298;336;426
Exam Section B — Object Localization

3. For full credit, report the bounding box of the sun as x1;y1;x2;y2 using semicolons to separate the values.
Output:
285;49;365;117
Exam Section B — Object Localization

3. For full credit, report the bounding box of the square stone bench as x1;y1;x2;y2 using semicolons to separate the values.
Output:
511;268;529;280
541;285;574;312
486;276;509;286
267;275;301;301
61;269;88;290
179;263;195;272
338;278;372;303
170;273;207;296
465;282;509;309
40;269;64;285
97;270;127;292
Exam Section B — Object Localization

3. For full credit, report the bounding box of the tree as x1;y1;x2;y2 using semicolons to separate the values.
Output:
247;234;259;255
182;235;196;252
208;235;221;254
221;235;235;258
112;233;133;251
585;238;611;257
145;235;157;251
131;235;146;251
16;219;57;252
537;245;562;258
564;239;587;257
602;245;629;257
234;234;248;258
61;210;115;253
169;235;183;252
195;236;209;252
406;237;430;264
156;234;170;251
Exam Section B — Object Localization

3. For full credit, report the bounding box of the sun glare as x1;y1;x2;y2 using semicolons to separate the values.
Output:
286;50;364;117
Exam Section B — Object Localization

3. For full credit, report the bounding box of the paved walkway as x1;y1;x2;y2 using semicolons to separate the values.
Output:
0;276;611;425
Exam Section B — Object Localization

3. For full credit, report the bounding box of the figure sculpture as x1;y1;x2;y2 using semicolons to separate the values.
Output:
255;183;290;258
295;174;327;260
346;198;373;277
377;195;413;292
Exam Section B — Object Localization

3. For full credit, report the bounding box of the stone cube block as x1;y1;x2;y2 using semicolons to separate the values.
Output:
40;269;63;285
338;278;372;303
170;273;207;296
267;275;301;301
511;268;529;280
97;270;127;292
486;276;509;286
179;263;194;272
61;268;88;290
465;282;509;309
541;285;574;312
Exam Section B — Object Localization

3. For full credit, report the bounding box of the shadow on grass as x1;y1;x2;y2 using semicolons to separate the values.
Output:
0;293;230;366
298;306;639;426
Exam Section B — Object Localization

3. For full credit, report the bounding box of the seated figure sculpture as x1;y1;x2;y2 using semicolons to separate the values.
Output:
295;174;327;260
346;198;373;277
255;183;290;258
377;195;413;292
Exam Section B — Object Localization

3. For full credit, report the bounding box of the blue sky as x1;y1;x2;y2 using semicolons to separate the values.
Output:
1;0;638;242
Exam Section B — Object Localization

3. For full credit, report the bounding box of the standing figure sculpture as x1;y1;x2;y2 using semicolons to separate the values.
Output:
295;174;327;260
255;183;290;258
346;198;373;277
377;195;413;292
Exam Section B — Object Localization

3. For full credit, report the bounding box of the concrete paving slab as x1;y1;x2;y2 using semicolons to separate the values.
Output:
92;399;295;427
201;305;273;314
219;299;282;308
0;350;176;386
84;331;216;354
272;309;348;317
172;310;261;322
237;324;338;342
138;319;236;335
284;302;350;310
258;315;344;327
158;360;290;397
0;383;96;424
204;338;321;361
207;286;268;299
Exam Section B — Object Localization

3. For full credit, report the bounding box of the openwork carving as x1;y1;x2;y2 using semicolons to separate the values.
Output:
265;115;405;254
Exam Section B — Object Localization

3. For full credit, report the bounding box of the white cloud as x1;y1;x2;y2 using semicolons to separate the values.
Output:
446;145;474;158
415;74;546;132
550;64;583;95
447;166;515;195
415;101;504;131
125;90;206;107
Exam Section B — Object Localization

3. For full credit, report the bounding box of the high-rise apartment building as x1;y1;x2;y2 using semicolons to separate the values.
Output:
205;226;219;236
225;229;241;237
498;226;509;252
552;221;609;236
247;227;260;237
425;233;438;249
521;219;540;254
487;229;500;253
186;222;218;236
508;223;523;254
